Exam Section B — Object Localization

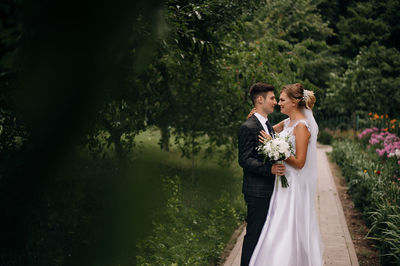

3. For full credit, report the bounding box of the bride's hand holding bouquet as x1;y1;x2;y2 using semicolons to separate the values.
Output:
257;131;294;188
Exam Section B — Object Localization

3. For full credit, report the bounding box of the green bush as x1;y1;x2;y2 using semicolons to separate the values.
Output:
369;203;400;263
331;140;400;264
136;175;245;265
317;129;334;145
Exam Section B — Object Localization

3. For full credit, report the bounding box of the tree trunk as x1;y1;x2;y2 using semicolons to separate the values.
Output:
191;136;195;182
112;131;124;158
159;125;170;151
352;110;356;139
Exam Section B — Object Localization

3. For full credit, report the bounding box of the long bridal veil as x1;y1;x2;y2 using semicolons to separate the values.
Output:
299;107;324;265
302;107;318;142
301;106;319;191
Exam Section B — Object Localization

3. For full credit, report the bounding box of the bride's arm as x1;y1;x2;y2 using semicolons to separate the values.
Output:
285;123;310;169
273;120;285;133
246;108;256;119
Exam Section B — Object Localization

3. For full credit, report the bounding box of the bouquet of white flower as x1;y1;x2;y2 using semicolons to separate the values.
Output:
257;133;294;188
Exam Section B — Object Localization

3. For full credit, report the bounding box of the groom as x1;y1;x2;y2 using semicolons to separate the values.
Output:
238;82;285;266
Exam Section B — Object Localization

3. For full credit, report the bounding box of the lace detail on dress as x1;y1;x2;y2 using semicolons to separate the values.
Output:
284;119;310;132
281;119;311;154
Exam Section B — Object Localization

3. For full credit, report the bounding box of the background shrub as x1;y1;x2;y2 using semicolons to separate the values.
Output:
318;129;334;145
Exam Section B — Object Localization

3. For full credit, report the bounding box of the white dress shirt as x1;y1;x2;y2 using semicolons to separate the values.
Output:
254;112;271;136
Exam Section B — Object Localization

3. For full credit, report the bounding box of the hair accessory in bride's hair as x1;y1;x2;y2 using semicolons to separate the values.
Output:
302;90;314;109
302;90;312;101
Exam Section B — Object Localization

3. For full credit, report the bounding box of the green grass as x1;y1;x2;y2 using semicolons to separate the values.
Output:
134;128;243;205
132;128;245;264
21;128;245;265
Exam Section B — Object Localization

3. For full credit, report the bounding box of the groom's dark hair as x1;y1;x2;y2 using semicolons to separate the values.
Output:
249;82;275;105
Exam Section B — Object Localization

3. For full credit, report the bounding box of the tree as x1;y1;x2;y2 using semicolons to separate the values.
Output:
325;42;400;127
141;0;264;171
336;1;390;58
223;0;337;123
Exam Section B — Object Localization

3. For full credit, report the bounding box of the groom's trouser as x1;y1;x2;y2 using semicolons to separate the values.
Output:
240;195;271;266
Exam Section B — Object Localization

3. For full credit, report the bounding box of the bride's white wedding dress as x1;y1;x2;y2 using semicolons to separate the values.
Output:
249;108;324;266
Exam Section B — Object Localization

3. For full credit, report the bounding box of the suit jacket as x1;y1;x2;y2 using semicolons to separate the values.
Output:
238;114;276;198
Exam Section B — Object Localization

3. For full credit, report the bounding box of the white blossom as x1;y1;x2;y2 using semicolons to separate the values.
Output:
257;133;294;162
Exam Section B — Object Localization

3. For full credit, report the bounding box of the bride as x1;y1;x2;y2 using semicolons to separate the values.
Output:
249;83;324;266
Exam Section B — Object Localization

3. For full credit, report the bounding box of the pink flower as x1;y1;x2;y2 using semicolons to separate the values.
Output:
376;149;385;157
361;127;400;159
359;127;380;139
370;138;380;145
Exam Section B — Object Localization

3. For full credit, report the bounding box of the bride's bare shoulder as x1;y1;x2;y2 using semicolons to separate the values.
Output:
293;120;311;137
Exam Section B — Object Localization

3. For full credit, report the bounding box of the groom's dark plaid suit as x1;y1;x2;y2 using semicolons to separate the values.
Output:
237;114;276;266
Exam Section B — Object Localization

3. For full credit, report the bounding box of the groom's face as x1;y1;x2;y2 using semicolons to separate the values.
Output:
261;91;277;114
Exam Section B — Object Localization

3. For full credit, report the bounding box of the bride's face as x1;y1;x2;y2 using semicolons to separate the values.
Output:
278;91;293;115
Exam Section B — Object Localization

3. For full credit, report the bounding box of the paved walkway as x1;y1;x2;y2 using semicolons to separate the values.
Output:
223;146;359;266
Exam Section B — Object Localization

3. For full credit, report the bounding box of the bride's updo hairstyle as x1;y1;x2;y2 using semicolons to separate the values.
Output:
281;83;316;110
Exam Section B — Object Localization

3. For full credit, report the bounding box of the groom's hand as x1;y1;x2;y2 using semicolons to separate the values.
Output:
271;164;286;176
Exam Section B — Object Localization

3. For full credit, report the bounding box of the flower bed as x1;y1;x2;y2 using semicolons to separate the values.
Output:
331;129;400;264
364;113;400;135
358;127;400;165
